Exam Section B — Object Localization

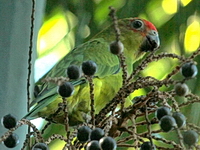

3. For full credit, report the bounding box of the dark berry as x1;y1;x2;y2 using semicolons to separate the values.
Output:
159;115;176;132
3;133;19;148
57;82;74;97
183;130;199;146
1;114;17;129
172;112;186;128
82;60;97;76
99;136;117;150
109;41;124;55
155;106;171;120
32;143;49;150
181;62;198;78
77;126;92;142
90;128;105;141
86;140;101;150
140;141;155;150
66;65;81;80
174;83;189;96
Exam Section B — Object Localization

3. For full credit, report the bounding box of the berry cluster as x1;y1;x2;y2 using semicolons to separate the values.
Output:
1;114;19;148
156;106;186;132
77;126;116;150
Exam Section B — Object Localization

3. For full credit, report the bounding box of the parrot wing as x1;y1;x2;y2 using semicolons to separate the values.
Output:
41;38;120;82
25;38;120;120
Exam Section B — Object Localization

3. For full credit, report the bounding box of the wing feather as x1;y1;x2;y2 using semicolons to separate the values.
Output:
42;38;119;82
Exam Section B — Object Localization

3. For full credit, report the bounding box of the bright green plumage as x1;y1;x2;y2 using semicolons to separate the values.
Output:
25;18;159;125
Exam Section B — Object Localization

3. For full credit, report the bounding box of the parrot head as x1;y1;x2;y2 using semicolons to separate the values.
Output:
116;18;160;61
129;18;159;51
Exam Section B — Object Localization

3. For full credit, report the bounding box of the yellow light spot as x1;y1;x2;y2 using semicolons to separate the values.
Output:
130;89;146;100
184;20;200;53
37;13;67;55
181;0;192;6
162;0;178;15
37;10;77;57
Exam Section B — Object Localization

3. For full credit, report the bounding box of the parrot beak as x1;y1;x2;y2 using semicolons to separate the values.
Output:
140;30;160;52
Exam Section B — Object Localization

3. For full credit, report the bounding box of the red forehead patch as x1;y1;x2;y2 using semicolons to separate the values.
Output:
143;19;157;31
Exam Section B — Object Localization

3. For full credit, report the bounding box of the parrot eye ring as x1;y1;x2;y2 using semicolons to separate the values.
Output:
131;20;144;30
151;30;158;36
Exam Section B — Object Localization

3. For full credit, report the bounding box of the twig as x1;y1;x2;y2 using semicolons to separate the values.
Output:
27;0;35;149
144;105;153;147
86;76;95;126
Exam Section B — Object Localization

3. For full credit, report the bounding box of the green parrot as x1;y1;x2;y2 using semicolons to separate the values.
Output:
25;17;160;125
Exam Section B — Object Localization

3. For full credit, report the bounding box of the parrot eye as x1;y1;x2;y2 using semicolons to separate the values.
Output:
131;20;144;30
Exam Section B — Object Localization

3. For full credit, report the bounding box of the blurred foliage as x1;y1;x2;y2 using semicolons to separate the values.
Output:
35;0;200;149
